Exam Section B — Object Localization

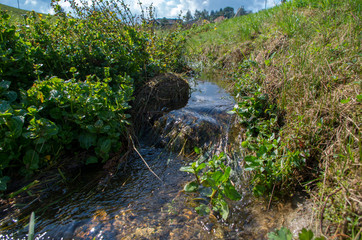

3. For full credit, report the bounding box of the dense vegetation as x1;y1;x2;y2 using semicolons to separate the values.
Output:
0;0;361;239
186;0;361;238
0;0;186;193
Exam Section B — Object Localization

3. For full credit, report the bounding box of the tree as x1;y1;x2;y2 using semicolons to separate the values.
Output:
201;9;209;20
223;7;234;18
185;10;193;22
194;10;202;20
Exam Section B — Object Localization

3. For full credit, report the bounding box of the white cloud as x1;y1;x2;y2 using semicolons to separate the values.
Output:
25;0;38;6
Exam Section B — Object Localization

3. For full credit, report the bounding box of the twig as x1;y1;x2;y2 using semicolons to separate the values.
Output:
130;136;163;183
267;183;276;211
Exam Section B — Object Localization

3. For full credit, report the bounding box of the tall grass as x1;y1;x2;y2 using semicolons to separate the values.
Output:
186;0;361;238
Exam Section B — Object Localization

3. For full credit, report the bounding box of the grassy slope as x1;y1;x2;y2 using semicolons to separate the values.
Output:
0;3;31;22
0;3;53;23
187;0;361;238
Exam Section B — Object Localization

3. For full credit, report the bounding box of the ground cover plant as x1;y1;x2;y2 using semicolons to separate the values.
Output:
180;148;241;220
185;0;361;238
0;0;187;194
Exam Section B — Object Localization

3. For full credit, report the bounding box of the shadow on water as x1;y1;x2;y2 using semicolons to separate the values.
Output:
1;78;297;240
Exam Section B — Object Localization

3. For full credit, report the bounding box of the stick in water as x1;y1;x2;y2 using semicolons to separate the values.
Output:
130;136;163;183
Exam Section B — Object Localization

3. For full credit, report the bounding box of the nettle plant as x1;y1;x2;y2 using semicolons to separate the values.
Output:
180;148;241;220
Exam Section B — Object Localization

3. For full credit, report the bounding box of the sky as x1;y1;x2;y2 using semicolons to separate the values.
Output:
0;0;282;18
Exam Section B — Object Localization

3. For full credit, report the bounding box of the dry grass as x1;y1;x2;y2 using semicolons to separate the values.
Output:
186;0;361;237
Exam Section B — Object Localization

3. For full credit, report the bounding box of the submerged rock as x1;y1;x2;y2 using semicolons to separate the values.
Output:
133;73;190;127
151;80;236;154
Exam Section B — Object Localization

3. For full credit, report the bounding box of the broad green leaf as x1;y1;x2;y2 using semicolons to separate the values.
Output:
0;102;11;114
218;199;229;220
95;120;104;128
79;132;97;150
0;176;10;191
223;182;242;201
245;155;257;163
357;94;362;103
241;141;248;148
268;227;293;240
23;150;39;170
179;166;195;173
0;81;11;90
37;118;59;138
4;91;17;103
220;167;231;182
184;181;199;192
6;116;24;138
195;163;206;172
86;156;98;165
99;138;111;154
199;187;213;197
194;147;200;154
298;228;314;240
195;204;210;216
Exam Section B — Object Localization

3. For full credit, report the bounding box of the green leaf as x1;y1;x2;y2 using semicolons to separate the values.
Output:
194;147;200;154
86;156;98;165
223;182;242;201
357;94;362;103
241;141;248;148
0;176;10;191
217;199;229;220
0;102;11;114
99;138;111;154
79;132;97;150
0;81;11;91
6;116;24;138
195;204;210;216
180;166;195;173
340;98;350;104
209;171;223;186
4;91;17;103
299;228;314;240
199;187;213;197
184;181;199;192
221;167;231;182
27;106;38;115
268;227;293;240
195;162;206;172
23;150;39;170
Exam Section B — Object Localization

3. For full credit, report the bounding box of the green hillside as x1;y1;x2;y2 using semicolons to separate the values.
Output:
0;3;32;22
186;0;361;238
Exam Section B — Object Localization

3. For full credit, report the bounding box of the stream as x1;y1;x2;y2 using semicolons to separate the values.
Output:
0;78;304;239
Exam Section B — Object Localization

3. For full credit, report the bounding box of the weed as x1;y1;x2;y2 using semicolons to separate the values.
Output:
180;148;241;220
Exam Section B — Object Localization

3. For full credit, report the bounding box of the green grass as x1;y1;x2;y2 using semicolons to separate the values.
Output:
0;3;32;22
186;0;361;238
0;3;55;23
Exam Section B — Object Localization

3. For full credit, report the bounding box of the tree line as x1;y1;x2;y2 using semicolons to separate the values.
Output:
184;6;251;22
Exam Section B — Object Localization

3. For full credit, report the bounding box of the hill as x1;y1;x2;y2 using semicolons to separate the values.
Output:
0;3;32;22
186;0;361;238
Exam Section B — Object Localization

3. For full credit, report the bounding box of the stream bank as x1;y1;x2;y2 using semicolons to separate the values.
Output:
0;75;313;239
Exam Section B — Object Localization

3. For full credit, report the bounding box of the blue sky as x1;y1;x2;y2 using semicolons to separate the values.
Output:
0;0;281;18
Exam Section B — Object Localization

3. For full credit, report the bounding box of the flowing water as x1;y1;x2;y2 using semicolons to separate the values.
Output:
0;79;300;240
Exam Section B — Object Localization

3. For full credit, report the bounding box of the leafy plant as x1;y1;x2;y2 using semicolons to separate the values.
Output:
180;148;241;220
268;227;325;240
